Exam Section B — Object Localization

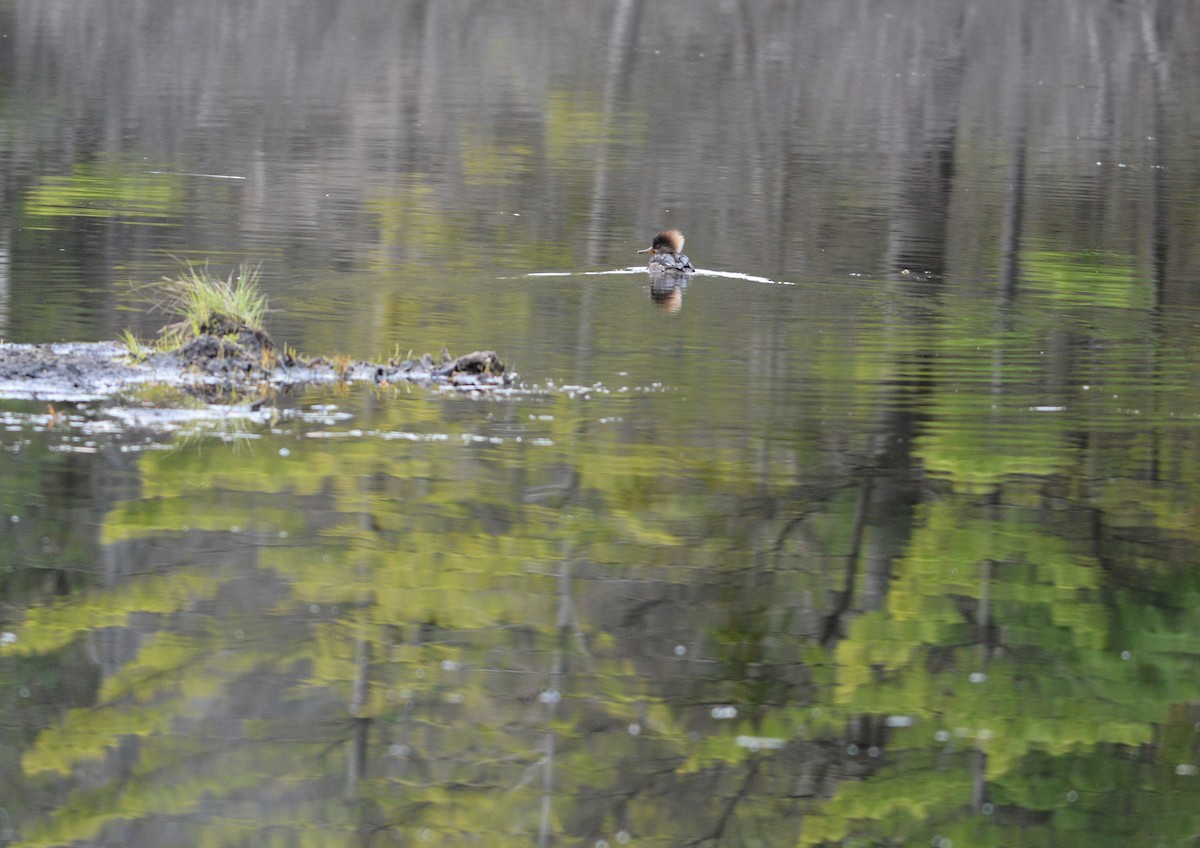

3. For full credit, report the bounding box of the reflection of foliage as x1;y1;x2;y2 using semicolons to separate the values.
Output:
803;482;1200;846
459;127;534;187
1021;251;1150;310
23;160;181;222
12;393;790;845
9;380;1199;848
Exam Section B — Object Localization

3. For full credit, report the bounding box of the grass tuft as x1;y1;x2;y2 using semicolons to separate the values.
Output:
154;261;269;350
118;329;154;362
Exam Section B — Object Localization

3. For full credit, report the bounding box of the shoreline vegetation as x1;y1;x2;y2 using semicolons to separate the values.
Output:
0;263;512;402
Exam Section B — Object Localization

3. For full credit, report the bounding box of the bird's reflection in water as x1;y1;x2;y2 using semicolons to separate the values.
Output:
649;274;688;312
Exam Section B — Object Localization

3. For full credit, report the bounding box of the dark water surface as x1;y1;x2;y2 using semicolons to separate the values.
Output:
3;1;1200;845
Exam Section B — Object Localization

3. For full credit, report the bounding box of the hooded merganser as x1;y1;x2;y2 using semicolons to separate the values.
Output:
637;229;695;274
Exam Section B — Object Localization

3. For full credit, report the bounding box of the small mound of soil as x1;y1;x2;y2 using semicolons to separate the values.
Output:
436;350;504;376
357;348;509;388
176;322;272;375
171;322;278;383
196;318;276;353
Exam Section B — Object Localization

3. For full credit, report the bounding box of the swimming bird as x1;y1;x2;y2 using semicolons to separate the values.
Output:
637;229;695;274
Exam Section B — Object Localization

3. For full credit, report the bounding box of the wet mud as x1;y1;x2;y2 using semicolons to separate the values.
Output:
0;325;512;402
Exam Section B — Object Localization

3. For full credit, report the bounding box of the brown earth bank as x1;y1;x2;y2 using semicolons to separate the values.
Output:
0;324;512;402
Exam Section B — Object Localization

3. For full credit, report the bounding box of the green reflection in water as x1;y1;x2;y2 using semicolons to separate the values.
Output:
4;370;1198;846
23;160;182;224
1021;250;1151;310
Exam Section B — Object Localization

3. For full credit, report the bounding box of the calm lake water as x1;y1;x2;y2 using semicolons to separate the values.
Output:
3;1;1200;846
